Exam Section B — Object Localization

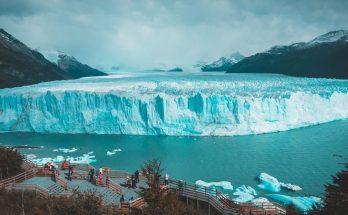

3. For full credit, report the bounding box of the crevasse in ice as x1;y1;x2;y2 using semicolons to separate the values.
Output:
1;72;348;136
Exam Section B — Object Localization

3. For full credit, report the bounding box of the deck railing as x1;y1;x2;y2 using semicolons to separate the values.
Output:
10;184;50;199
54;170;68;190
34;167;54;177
109;170;131;178
0;170;35;189
130;197;145;209
107;178;122;194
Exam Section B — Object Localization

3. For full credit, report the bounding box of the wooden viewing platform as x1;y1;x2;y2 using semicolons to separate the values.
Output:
0;160;286;214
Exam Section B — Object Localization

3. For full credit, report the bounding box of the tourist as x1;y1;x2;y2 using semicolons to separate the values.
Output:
178;180;183;192
120;194;125;203
89;168;95;182
68;165;74;181
134;170;139;183
165;173;169;185
98;167;103;184
126;176;131;188
67;166;71;180
51;163;56;172
131;174;136;188
61;160;67;170
48;162;53;171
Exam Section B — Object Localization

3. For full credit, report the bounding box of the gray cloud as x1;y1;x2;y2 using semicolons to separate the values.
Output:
0;0;347;70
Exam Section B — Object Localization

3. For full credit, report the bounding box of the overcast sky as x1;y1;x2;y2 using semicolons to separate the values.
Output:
1;0;348;70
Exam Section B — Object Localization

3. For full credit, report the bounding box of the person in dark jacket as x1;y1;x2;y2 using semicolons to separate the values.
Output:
120;195;125;203
134;170;139;183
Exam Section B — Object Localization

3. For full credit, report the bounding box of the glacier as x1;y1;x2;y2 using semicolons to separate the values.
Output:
1;72;348;136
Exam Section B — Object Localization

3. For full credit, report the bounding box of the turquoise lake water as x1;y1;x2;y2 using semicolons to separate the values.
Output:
0;120;347;198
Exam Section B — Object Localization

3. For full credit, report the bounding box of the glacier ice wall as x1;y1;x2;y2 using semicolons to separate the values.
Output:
1;73;348;136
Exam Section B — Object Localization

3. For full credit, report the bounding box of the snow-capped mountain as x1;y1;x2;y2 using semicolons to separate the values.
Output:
307;30;348;46
0;29;70;88
201;52;245;71
41;51;107;78
228;30;348;79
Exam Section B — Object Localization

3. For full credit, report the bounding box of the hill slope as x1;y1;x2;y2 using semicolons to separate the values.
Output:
42;51;107;78
0;29;69;88
227;30;348;79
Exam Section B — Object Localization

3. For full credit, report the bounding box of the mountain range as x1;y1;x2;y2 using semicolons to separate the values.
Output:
227;30;348;79
200;52;245;71
0;29;106;89
0;29;69;89
42;51;106;78
1;28;348;89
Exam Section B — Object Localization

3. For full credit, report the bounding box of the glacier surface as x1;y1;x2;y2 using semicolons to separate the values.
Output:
1;72;348;136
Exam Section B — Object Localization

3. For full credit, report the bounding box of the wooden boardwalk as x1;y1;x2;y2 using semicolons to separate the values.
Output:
160;178;286;215
0;160;286;214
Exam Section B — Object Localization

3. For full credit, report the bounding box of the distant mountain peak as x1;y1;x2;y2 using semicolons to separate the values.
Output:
200;52;245;72
58;52;77;62
308;30;348;45
266;30;348;55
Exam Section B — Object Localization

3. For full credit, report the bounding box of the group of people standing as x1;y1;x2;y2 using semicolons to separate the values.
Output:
125;170;140;188
61;160;74;181
88;167;105;184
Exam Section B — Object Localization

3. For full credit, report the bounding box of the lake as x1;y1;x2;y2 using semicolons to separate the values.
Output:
1;119;347;198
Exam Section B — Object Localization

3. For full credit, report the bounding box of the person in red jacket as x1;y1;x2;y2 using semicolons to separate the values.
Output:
61;160;67;170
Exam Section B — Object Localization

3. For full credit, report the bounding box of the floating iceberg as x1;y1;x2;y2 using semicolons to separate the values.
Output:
234;185;258;196
251;197;270;204
31;155;64;165
258;173;302;192
280;182;302;191
233;192;255;203
195;180;233;191
25;154;37;160
1;73;348;136
29;152;96;165
232;185;257;203
258;173;281;192
53;148;78;153
106;148;122;156
267;194;322;212
66;152;96;164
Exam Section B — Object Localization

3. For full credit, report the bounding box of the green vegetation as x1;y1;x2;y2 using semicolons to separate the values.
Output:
0;147;23;179
137;159;201;215
310;162;348;215
0;190;113;215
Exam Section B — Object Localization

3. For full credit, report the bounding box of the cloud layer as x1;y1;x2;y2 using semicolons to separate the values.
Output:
1;0;347;70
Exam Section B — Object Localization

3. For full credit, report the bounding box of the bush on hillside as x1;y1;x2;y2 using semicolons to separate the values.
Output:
0;146;23;179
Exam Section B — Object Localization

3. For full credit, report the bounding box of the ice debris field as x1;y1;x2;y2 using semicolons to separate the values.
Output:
196;172;321;213
1;72;348;136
